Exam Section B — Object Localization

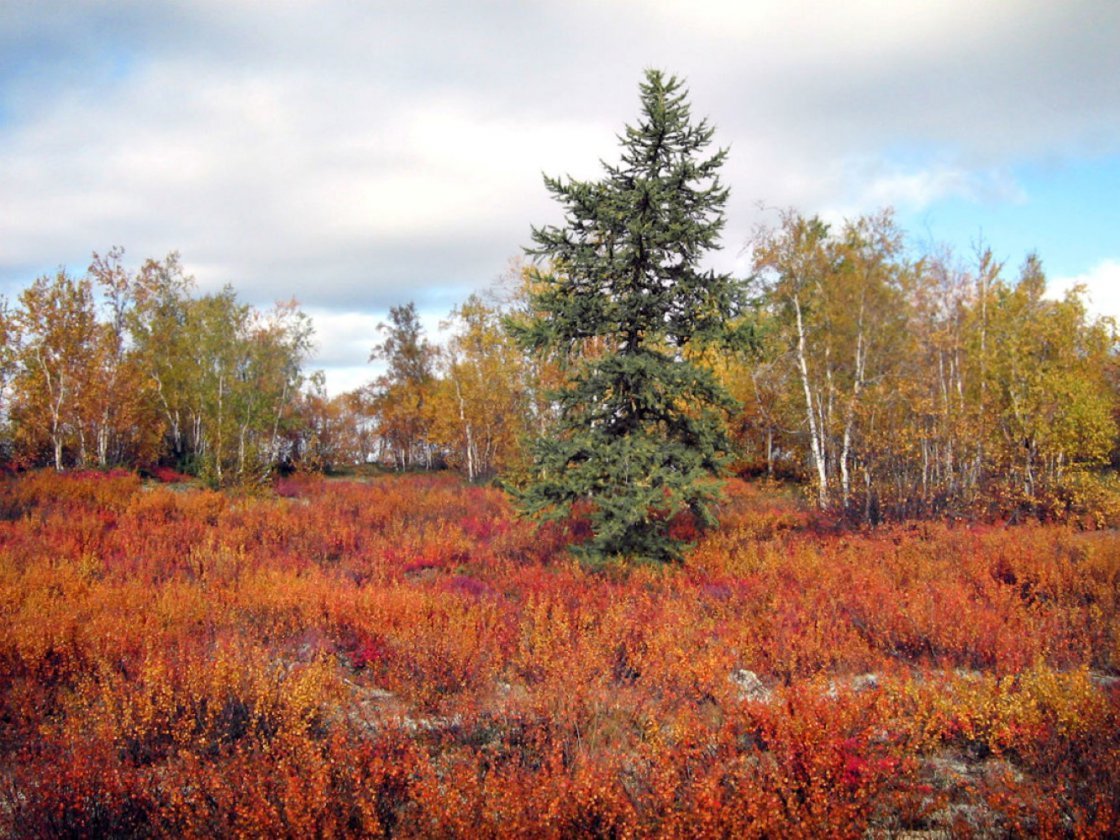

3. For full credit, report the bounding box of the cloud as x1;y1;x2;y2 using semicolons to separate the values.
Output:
1;0;1117;393
303;305;458;395
1048;259;1120;322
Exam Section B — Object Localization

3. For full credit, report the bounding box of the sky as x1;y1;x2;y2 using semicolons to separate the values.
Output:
2;0;1118;394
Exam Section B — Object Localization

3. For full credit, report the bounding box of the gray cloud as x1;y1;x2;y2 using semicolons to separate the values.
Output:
2;0;1118;391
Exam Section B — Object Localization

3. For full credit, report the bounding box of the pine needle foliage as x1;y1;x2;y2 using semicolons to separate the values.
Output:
513;69;744;563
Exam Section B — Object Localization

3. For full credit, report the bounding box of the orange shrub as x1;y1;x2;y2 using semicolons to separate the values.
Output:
0;471;1117;836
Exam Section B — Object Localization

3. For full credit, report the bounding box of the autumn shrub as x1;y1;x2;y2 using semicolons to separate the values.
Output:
0;467;140;519
1;472;1118;837
149;465;192;484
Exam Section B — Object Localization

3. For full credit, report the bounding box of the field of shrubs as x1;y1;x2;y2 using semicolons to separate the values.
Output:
1;470;1118;837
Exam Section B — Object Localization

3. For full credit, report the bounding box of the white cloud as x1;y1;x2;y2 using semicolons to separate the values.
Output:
304;306;455;394
302;309;382;369
854;164;1026;212
1048;259;1120;322
1;0;1117;394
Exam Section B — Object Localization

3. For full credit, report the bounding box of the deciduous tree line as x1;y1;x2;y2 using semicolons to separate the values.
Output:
0;248;537;486
0;249;315;485
3;224;1114;522
365;234;1118;525
3;228;1116;531
360;294;534;482
737;210;1117;522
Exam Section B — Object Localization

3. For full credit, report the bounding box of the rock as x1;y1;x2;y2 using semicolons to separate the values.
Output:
851;672;880;692
825;673;880;699
1090;671;1119;690
401;714;462;734
338;679;404;737
730;669;773;703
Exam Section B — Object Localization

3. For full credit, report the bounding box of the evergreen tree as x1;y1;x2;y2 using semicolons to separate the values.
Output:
514;69;743;563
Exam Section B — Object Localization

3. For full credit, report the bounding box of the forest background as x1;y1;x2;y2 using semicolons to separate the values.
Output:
0;198;1116;529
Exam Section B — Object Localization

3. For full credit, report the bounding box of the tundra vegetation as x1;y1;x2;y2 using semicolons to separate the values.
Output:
1;71;1119;836
0;471;1118;836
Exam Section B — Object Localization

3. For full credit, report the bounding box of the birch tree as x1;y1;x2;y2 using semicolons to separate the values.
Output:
12;270;99;469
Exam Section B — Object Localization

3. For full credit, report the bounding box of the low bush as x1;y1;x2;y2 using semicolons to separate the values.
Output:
0;470;1117;836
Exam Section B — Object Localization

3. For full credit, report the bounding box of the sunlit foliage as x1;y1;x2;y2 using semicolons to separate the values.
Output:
1;250;313;485
746;212;1119;523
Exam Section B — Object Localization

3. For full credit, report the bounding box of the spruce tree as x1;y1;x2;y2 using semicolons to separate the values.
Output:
515;69;743;563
